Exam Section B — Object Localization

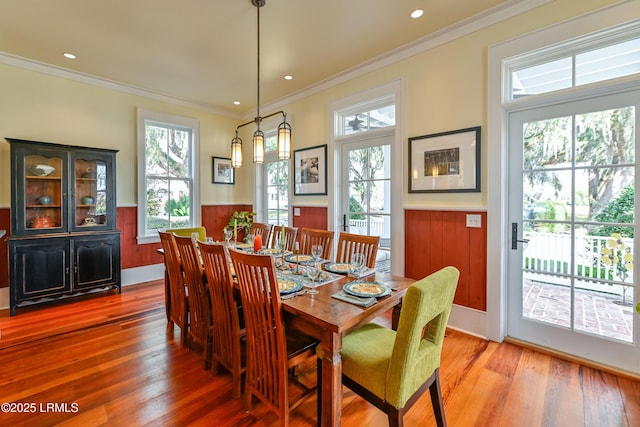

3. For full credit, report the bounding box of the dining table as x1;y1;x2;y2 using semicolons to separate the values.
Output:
279;264;414;427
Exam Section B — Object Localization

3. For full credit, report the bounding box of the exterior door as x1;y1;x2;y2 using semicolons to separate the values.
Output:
341;135;392;259
507;91;639;372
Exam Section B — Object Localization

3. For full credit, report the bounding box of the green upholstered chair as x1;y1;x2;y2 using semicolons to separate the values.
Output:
166;226;207;242
338;266;459;427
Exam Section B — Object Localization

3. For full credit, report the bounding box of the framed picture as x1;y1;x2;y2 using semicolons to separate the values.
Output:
212;156;235;184
408;126;481;193
294;144;327;195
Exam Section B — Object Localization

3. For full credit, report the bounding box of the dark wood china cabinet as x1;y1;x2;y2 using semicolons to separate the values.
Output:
6;138;121;315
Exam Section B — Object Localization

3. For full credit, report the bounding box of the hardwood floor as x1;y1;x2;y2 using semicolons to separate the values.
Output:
0;281;638;426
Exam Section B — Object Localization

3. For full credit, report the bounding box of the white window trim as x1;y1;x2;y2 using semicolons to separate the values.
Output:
328;79;403;275
487;6;640;342
136;108;200;244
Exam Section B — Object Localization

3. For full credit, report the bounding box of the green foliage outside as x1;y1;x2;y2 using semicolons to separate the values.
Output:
165;194;190;217
591;185;634;238
349;197;365;220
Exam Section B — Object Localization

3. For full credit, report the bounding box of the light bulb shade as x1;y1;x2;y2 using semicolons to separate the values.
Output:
231;136;243;168
253;129;264;163
277;119;291;160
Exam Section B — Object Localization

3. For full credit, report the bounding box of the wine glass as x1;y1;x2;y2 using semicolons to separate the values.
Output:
350;253;365;278
311;244;323;262
306;262;320;294
223;228;233;246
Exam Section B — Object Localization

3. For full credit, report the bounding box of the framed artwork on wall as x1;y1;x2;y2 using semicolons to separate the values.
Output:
408;126;481;193
294;144;327;195
212;156;235;184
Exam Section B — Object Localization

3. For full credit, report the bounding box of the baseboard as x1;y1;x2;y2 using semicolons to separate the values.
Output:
448;304;487;339
0;264;165;310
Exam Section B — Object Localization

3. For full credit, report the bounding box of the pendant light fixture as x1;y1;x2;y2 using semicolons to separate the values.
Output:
230;0;292;168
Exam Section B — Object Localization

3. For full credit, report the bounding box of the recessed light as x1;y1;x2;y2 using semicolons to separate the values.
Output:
411;9;423;19
234;101;240;105
284;75;293;80
63;52;76;59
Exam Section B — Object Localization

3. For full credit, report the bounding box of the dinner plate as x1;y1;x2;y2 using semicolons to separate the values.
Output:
324;262;354;274
259;248;281;255
343;281;390;298
278;279;303;295
235;243;252;249
284;254;314;263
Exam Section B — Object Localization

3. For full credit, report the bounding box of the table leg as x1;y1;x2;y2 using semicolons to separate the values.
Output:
319;332;342;427
391;299;403;331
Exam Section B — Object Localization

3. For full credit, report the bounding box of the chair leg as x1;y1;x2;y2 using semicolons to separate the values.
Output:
166;320;175;333
429;369;447;427
387;407;403;427
316;357;322;426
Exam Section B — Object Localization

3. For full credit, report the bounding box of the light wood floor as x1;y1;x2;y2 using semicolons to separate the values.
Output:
1;280;639;426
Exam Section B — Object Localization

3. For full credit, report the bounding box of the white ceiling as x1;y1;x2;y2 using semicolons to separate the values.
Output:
0;0;515;116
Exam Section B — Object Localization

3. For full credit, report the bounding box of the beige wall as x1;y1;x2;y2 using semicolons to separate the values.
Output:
0;0;623;210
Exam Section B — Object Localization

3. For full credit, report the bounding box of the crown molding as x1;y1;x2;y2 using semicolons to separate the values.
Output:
1;0;551;120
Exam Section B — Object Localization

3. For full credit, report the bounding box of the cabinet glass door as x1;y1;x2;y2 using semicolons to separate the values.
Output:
23;153;65;232
73;156;111;230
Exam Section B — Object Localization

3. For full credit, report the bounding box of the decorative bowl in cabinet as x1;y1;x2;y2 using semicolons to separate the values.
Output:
81;196;95;205
39;196;52;205
31;164;55;176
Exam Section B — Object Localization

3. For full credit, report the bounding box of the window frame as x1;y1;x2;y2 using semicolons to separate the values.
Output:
136;108;200;244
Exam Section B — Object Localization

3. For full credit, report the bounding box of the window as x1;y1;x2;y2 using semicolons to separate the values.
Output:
336;99;396;137
263;131;290;226
137;109;199;243
509;26;640;99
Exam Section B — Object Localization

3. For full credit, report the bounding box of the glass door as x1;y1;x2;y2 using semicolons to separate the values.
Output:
341;135;392;269
19;149;67;234
507;91;639;372
71;151;115;231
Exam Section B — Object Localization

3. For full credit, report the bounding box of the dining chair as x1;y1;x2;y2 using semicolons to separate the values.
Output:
174;234;212;369
271;226;299;251
249;222;273;247
298;227;334;260
326;266;459;427
158;231;189;347
229;248;318;427
199;242;246;399
335;231;380;268
166;226;207;242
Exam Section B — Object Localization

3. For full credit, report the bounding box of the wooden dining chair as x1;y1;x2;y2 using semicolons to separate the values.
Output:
158;231;189;347
174;234;212;369
229;248;318;427
335;231;380;268
271;226;299;251
249;222;273;247
298;227;334;260
199;242;246;399
326;266;459;427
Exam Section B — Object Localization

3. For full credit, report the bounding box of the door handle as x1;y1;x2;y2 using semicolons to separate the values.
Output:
511;223;529;249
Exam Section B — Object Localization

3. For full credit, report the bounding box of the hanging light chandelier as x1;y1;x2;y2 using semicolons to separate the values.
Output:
230;0;292;168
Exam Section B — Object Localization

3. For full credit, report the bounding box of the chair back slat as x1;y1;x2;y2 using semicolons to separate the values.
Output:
299;228;334;260
335;232;380;268
250;222;273;246
174;235;211;361
229;249;289;414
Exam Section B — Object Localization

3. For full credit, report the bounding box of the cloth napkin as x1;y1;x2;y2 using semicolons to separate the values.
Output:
331;291;376;307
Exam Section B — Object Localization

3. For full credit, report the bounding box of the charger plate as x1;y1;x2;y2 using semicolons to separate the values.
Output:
278;279;303;295
343;281;390;298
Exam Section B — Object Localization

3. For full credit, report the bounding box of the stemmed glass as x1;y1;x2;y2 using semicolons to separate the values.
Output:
223;228;233;247
350;253;365;278
305;262;320;295
311;244;323;263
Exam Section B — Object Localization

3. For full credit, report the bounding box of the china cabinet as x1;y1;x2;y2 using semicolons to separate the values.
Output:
6;138;121;315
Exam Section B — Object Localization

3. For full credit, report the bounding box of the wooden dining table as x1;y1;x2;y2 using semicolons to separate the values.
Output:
281;269;414;427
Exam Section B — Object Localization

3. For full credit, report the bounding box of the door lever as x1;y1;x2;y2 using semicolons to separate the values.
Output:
511;223;530;249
